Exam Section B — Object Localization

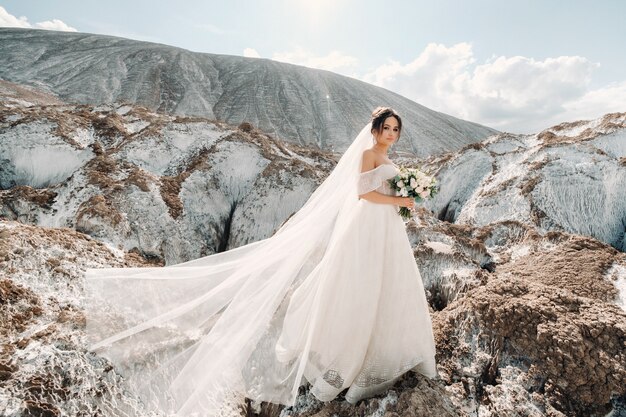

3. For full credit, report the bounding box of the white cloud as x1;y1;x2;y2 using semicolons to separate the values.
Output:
272;46;358;73
34;19;77;32
562;81;626;122
243;48;261;58
362;42;624;133
0;6;77;32
0;6;30;28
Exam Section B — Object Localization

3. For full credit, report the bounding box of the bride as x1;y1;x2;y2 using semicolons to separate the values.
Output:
85;106;438;416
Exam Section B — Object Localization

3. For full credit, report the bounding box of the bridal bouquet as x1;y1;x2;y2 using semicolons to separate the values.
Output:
388;166;439;220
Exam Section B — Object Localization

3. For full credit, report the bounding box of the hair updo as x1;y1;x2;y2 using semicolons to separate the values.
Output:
371;106;402;139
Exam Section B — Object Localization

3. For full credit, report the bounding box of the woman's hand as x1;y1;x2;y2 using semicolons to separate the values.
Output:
396;196;415;209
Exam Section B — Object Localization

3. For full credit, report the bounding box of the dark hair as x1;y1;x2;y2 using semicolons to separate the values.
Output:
371;106;402;139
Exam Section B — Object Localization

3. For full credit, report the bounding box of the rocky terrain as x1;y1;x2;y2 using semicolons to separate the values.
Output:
1;68;625;416
0;221;158;417
1;214;624;417
419;112;626;252
0;28;497;157
0;90;335;265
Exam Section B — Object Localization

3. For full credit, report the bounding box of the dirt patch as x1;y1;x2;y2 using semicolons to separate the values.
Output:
502;235;620;301
84;154;119;190
173;115;208;124
539;112;626;145
90;111;129;142
519;175;542;196
126;247;164;266
159;174;189;219
158;148;210;219
238;121;254;133
51;106;92;147
434;273;625;416
0;278;43;338
526;156;553;171
126;167;152;192
0;186;57;210
432;227;626;416
76;195;124;227
0;103;92;149
0;80;63;107
479;177;516;198
459;142;484;153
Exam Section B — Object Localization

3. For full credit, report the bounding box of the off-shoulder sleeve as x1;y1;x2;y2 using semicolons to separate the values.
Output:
357;170;382;195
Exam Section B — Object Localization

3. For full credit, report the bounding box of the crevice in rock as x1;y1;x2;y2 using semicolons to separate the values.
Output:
438;201;457;223
480;260;496;272
480;337;502;387
217;201;237;253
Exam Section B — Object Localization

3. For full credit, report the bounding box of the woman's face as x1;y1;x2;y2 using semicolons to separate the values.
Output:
373;116;400;145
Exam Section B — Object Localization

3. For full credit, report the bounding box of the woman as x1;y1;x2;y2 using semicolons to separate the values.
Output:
85;107;438;417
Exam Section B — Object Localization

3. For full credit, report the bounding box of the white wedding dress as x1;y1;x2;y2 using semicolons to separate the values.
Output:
275;162;437;402
84;123;438;417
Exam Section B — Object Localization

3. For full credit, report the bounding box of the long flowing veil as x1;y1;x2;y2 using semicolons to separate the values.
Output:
85;122;377;416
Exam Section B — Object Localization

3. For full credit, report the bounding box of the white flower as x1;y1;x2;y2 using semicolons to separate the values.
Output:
400;188;408;196
409;178;417;189
419;190;430;199
396;180;405;188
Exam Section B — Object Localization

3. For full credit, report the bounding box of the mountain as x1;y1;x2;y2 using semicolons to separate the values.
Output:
0;28;497;157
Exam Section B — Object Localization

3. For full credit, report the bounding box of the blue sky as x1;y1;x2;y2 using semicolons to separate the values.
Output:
1;1;625;133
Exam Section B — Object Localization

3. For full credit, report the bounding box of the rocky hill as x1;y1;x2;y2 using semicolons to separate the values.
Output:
0;88;336;265
419;112;626;252
0;28;497;157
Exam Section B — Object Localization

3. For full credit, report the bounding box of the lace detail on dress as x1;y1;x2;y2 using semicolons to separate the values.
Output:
357;164;398;196
322;369;344;389
308;353;427;404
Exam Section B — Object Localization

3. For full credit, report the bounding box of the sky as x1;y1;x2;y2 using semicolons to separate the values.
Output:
1;1;625;133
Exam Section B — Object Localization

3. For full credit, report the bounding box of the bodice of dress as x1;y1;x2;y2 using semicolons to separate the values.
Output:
357;164;399;196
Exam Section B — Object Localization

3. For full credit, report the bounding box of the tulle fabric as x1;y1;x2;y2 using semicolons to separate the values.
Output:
84;123;438;417
357;163;400;201
357;164;393;195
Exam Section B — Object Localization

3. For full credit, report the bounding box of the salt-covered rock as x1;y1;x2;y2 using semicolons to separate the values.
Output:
0;220;158;417
423;217;626;417
422;112;626;252
0;101;335;265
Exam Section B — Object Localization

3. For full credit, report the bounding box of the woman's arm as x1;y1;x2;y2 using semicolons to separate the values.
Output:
359;190;401;204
